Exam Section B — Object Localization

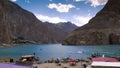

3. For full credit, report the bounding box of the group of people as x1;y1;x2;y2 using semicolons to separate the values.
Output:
44;57;88;65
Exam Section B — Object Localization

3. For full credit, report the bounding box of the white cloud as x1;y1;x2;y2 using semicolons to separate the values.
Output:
10;0;31;3
48;3;75;13
34;14;67;23
87;0;108;7
73;15;92;26
34;13;92;26
10;0;17;2
74;0;108;7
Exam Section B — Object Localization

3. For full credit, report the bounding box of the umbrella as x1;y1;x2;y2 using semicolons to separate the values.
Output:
69;58;75;62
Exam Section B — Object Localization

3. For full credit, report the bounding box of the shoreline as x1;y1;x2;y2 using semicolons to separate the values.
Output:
1;43;120;48
0;43;62;48
33;61;89;68
0;56;91;68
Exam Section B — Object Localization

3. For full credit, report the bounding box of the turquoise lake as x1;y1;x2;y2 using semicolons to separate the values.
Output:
0;44;120;61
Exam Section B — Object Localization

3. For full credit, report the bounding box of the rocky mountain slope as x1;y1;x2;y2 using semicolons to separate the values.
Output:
63;0;120;45
55;22;78;33
44;22;78;33
0;0;68;44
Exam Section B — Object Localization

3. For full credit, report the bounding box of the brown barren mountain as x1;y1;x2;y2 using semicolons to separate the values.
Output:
44;22;78;33
0;0;68;45
63;0;120;45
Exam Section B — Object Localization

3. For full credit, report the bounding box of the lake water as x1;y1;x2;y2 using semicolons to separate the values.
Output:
0;44;120;61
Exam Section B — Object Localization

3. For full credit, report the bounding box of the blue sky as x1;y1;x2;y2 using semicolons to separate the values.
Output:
10;0;108;26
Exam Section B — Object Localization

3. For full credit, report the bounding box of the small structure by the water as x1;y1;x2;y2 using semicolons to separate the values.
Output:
16;55;38;66
92;57;119;62
91;57;120;68
20;55;36;61
91;61;120;68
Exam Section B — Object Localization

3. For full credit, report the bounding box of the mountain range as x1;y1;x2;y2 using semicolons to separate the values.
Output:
0;0;77;45
44;22;77;33
63;0;120;45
